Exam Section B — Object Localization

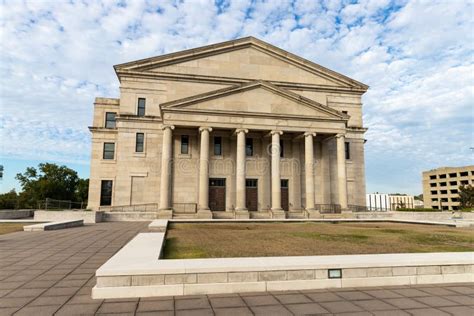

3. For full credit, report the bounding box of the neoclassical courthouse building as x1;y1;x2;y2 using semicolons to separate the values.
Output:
88;37;368;219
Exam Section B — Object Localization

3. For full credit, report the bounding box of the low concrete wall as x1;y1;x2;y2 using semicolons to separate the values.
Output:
24;220;84;231
34;211;103;224
93;233;474;299
0;210;34;219
103;212;160;221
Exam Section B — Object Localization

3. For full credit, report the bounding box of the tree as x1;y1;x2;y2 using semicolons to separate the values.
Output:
15;163;81;207
459;185;474;209
0;190;19;209
75;178;89;203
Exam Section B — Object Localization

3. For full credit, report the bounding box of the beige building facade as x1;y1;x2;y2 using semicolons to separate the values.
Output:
87;37;369;218
423;166;474;211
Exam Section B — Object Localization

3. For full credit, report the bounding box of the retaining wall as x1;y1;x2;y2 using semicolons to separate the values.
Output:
34;211;103;224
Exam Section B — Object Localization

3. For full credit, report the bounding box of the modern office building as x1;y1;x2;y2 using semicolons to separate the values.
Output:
87;37;369;218
422;166;474;210
366;193;415;211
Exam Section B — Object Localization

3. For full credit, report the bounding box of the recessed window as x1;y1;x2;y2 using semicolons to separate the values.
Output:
105;112;116;128
136;133;144;153
100;180;113;206
281;179;289;188
137;98;146;117
342;111;348;114
209;178;225;187
103;143;115;160
439;182;447;187
440;190;448;194
345;142;350;160
246;179;258;187
449;173;457;177
449;181;457;186
245;138;253;156
181;135;189;154
460;171;468;177
429;175;437;180
450;189;458;194
214;136;222;156
439;174;447;179
431;190;437;195
430;183;437;187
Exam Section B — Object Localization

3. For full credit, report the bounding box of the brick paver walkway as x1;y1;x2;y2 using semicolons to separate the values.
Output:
0;222;473;315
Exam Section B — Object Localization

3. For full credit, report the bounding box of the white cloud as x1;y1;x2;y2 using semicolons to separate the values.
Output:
0;0;472;195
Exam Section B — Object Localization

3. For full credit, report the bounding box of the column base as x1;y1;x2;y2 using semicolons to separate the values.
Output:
305;209;322;219
157;209;173;219
270;208;286;219
234;209;249;219
196;210;213;219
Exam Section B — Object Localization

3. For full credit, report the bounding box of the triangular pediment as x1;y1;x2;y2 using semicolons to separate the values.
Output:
115;37;368;90
161;81;348;120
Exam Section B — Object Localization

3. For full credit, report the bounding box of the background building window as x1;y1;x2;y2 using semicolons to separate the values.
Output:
181;135;189;154
136;133;144;152
100;180;113;206
103;143;115;159
245;138;253;156
345;142;350;160
137;98;146;117
214;136;222;156
105;112;116;128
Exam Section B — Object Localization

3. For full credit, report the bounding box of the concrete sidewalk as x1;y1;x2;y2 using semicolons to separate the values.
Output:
0;222;473;315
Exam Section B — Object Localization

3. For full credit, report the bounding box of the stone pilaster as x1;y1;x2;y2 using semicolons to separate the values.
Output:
336;133;348;211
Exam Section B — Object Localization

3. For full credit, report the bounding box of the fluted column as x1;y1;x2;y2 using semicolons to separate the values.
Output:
198;127;212;211
235;129;248;211
271;130;283;211
305;132;316;211
159;125;174;211
336;134;348;210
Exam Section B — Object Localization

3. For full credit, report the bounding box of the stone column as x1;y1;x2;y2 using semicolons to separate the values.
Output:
305;132;316;214
235;129;249;218
270;131;284;216
336;133;348;210
197;127;213;218
158;125;174;218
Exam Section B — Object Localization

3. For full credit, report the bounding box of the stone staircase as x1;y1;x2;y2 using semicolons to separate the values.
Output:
249;211;272;219
287;211;307;219
172;213;197;219
212;211;235;219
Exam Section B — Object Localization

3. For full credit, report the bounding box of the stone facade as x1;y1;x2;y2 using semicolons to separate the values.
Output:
423;165;474;211
87;37;369;218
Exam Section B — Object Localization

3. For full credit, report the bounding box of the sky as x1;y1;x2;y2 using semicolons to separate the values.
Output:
0;0;473;196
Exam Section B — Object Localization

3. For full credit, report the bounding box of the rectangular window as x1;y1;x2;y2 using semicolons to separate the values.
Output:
214;136;222;156
280;139;284;158
429;175;437;180
246;179;258;187
100;180;113;206
103;143;115;160
245;138;253;156
209;178;225;187
281;179;289;188
449;181;457;186
431;190;437;195
430;183;436;187
439;182;447;187
181;135;189;154
460;171;468;177
135;133;144;153
449;173;457;178
105;112;116;128
345;142;350;160
439;174;447;178
342;111;348;114
137;98;146;117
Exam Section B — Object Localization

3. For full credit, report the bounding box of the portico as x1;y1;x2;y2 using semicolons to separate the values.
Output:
87;37;368;218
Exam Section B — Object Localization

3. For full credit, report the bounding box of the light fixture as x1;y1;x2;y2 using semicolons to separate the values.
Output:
328;269;342;279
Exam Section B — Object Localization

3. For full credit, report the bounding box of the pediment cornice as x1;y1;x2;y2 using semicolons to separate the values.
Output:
160;80;349;121
114;37;368;91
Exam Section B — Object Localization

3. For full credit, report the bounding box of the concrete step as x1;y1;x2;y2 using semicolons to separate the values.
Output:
212;212;235;219
249;211;271;219
287;212;307;219
172;214;197;219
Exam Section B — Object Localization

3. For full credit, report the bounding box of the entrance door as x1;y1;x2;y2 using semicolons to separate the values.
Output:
209;178;226;211
246;179;258;211
281;179;289;211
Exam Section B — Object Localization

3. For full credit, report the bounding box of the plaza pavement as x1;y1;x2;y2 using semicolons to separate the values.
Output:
0;222;473;316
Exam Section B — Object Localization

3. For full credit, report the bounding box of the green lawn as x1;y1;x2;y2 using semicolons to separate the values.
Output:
163;222;474;259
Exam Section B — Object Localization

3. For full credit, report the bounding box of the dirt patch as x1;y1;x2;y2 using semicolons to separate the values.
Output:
0;223;37;235
163;222;474;259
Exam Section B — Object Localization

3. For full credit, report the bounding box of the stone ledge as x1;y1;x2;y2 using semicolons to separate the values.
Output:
93;232;474;298
23;220;84;231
